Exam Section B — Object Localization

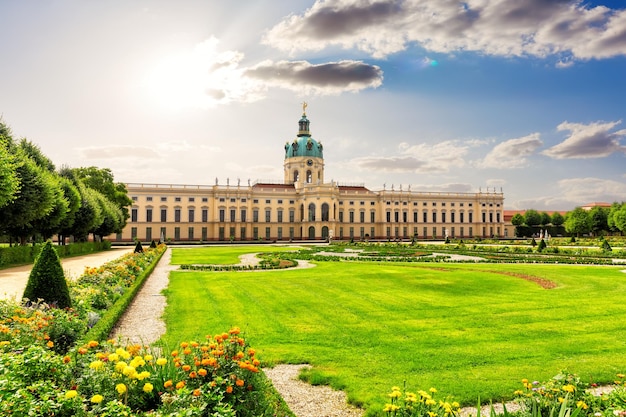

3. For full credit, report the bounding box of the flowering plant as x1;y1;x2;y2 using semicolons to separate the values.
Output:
383;384;460;417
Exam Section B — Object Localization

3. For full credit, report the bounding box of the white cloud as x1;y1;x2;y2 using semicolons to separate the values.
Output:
351;139;468;173
557;177;626;203
542;120;626;159
263;0;626;61
479;133;543;168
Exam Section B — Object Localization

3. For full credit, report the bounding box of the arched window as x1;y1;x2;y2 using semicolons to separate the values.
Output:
321;203;329;221
293;170;299;183
306;170;312;183
308;203;316;221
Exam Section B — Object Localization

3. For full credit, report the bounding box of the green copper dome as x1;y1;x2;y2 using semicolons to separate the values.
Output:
284;113;324;159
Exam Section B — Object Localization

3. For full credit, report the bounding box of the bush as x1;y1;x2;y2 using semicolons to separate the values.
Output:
134;241;144;253
23;240;72;309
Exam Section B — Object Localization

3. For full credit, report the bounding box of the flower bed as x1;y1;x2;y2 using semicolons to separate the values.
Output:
0;245;289;416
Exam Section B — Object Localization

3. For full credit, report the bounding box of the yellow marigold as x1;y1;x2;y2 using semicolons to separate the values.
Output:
176;381;185;390
46;341;54;348
108;353;119;362
90;394;104;404
115;361;127;373
389;390;402;399
143;383;154;393
138;371;151;380
429;387;437;393
116;348;131;360
156;357;168;366
64;390;78;400
171;350;179;357
116;383;127;395
577;401;589;410
562;384;576;393
144;354;153;362
89;360;104;370
383;404;400;412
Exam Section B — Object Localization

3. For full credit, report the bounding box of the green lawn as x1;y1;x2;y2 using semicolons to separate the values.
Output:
169;245;299;265
161;246;626;416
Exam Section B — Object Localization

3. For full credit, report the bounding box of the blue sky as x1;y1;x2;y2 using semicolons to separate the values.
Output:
1;0;625;210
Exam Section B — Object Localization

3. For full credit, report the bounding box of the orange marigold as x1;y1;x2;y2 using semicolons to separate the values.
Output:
193;389;201;397
236;379;245;387
164;380;173;389
176;381;186;390
226;385;233;394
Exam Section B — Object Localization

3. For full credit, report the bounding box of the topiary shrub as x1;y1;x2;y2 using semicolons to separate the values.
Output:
22;240;71;309
134;240;144;253
537;238;547;252
150;239;157;248
600;239;612;252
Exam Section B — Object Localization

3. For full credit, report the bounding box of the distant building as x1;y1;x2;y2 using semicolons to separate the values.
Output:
114;106;505;242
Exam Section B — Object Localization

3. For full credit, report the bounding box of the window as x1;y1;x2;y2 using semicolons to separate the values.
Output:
278;199;283;204
360;211;365;223
131;208;138;222
265;227;271;240
202;197;208;202
432;212;437;222
451;212;455;223
132;196;138;202
175;209;181;222
188;209;195;223
403;212;407;223
339;211;344;222
423;212;427;223
308;203;315;221
146;208;152;223
161;209;167;222
386;212;391;222
188;227;194;240
230;209;236;222
202;209;208;222
277;210;283;223
219;198;225;202
146;196;153;202
289;209;295;222
189;197;195;202
241;198;246;203
265;209;271;222
253;199;258;204
131;227;137;239
240;227;246;240
230;198;235;203
497;212;501;222
460;212;465;223
277;227;283;240
241;209;246;222
482;212;486;222
370;211;375;223
253;227;258;240
414;212;418;222
175;197;181;202
253;210;259;222
202;227;207;241
441;212;446;223
394;212;399;222
265;199;271;204
219;209;225;222
161;197;167;202
174;227;180;240
349;211;354;223
469;212;473;223
321;203;329;221
160;227;166;241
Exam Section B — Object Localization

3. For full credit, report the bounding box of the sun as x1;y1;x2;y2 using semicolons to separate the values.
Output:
142;37;254;111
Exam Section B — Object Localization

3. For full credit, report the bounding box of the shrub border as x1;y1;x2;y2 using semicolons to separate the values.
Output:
80;247;166;343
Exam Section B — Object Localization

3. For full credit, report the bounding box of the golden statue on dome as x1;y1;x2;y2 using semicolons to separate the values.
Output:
302;101;307;115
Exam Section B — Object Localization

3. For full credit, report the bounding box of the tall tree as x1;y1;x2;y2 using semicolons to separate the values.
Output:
564;207;592;237
589;206;609;236
71;167;132;227
0;122;20;209
539;212;552;227
0;149;58;244
611;203;626;234
551;212;564;227
524;209;541;227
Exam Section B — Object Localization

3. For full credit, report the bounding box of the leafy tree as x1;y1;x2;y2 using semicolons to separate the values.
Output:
51;176;82;244
0;149;58;244
511;213;524;226
611;204;626;234
18;138;56;172
22;240;71;309
0;122;20;209
551;212;564;227
608;202;625;234
589;206;609;236
564;207;592;237
71;167;132;228
524;209;541;227
539;212;551;227
92;191;125;240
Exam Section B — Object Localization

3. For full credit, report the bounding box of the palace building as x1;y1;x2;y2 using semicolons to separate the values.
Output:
116;106;505;243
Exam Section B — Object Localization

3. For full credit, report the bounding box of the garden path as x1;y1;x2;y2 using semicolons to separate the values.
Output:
0;247;134;301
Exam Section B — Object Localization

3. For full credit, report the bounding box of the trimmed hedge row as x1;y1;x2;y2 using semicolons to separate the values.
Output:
0;241;112;269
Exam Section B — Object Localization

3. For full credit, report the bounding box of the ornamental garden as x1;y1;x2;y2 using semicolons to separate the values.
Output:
3;237;626;416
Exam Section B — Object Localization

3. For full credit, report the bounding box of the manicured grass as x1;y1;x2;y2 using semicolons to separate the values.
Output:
169;245;298;265
161;247;626;416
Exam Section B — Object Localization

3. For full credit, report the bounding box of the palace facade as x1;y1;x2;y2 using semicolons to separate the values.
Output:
115;107;505;243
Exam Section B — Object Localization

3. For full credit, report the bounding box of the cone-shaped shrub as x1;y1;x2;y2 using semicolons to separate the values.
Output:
134;240;144;253
22;240;71;308
150;239;157;248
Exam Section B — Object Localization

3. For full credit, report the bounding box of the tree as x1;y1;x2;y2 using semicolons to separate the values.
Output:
22;240;71;309
0;149;58;244
71;167;132;228
551;212;564;227
589;206;609;236
611;204;626;234
564;207;592;237
511;213;524;226
607;202;624;234
524;209;541;228
539;212;551;227
0;122;20;209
